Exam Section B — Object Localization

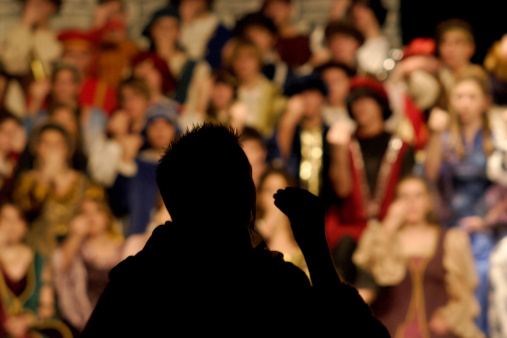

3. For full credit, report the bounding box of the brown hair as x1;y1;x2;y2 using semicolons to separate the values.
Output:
448;73;493;159
118;77;151;102
435;18;475;46
396;175;440;225
78;198;124;241
229;39;263;73
29;122;76;162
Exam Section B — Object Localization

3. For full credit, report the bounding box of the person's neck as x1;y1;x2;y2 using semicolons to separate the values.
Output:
156;43;179;60
241;73;262;89
278;22;297;38
328;99;346;109
362;24;382;40
183;11;209;24
131;115;146;133
461;118;483;144
356;121;383;138
34;20;50;30
87;232;111;244
402;220;430;231
449;61;471;78
150;90;163;104
301;113;322;130
58;99;78;111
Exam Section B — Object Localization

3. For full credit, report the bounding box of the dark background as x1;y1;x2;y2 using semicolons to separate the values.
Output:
400;0;505;64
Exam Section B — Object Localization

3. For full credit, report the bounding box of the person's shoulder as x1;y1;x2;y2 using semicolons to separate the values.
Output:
251;248;312;289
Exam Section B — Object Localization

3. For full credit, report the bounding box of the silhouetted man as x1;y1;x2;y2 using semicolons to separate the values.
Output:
81;124;389;336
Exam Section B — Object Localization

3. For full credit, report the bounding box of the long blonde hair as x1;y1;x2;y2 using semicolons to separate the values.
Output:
448;73;493;159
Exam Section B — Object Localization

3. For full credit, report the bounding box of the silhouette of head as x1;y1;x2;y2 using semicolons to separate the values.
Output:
157;123;256;230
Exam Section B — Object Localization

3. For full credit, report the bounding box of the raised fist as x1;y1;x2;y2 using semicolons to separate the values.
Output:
428;107;450;133
285;95;305;123
327;120;352;146
274;187;325;249
383;199;408;233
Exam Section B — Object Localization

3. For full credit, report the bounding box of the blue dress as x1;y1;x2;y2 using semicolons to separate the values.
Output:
438;130;493;335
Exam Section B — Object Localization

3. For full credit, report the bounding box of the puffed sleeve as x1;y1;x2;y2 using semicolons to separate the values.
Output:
12;170;50;215
352;219;407;286
0;25;61;75
434;228;484;338
489;237;507;338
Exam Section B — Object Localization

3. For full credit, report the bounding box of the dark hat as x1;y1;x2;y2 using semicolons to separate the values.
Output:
347;76;391;121
325;21;365;46
58;29;98;50
146;102;182;135
234;12;278;38
315;61;356;78
142;5;180;38
286;73;328;97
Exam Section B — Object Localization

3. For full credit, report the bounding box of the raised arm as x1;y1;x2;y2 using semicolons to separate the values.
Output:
327;121;353;198
274;187;340;288
276;96;304;159
424;107;449;181
274;187;390;336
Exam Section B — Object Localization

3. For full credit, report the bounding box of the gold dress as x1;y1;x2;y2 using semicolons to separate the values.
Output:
12;171;104;257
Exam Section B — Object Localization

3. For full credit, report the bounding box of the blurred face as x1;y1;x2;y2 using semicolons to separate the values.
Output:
79;200;109;237
179;0;208;22
245;26;276;53
51;107;78;134
146;118;176;150
133;60;162;94
62;46;93;75
301;90;325;118
321;68;350;105
241;138;267;187
328;34;360;66
211;82;235;110
26;0;58;21
396;178;432;225
151;17;180;46
52;69;80;105
242;139;266;168
263;1;291;27
350;96;383;127
232;46;262;81
450;79;488;126
0;205;27;245
0;119;20;154
36;129;68;162
438;30;475;70
120;87;150;120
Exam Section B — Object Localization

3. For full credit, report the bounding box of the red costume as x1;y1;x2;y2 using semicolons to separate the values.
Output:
58;29;119;115
325;135;412;250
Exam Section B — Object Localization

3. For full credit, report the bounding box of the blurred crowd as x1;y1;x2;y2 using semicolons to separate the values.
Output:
0;0;506;337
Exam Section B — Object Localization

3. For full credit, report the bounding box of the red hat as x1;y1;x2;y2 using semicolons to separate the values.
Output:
349;76;388;100
348;76;391;120
403;38;436;59
103;19;126;32
58;29;97;50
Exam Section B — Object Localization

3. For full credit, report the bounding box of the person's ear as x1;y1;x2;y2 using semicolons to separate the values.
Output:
467;43;476;60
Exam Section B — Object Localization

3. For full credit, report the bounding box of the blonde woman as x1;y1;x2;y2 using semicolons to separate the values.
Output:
353;176;483;338
51;198;124;333
424;74;495;334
